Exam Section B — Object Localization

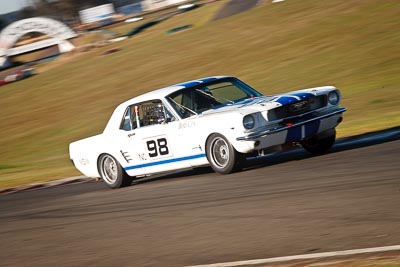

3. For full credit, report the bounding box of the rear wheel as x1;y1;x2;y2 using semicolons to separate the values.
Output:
98;154;132;189
301;131;336;154
206;133;244;174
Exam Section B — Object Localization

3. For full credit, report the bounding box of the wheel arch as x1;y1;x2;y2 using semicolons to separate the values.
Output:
97;153;108;173
97;153;133;188
204;131;252;156
204;132;221;158
97;152;127;175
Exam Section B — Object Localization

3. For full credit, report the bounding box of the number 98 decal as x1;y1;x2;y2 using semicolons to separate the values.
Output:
146;137;171;158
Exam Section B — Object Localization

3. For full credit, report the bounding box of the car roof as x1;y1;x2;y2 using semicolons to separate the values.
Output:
121;75;231;106
103;76;231;133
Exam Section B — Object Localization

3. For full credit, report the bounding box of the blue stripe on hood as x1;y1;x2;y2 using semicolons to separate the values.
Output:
290;92;315;99
274;92;314;105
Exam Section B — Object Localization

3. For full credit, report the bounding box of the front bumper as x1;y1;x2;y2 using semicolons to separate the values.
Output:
237;107;346;141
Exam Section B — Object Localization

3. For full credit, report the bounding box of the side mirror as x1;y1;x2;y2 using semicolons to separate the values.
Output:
159;117;172;124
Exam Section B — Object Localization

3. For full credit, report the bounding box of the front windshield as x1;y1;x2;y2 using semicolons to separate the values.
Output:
167;77;263;118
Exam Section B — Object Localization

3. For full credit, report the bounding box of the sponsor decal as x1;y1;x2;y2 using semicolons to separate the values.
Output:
138;153;147;161
179;120;195;129
79;158;89;165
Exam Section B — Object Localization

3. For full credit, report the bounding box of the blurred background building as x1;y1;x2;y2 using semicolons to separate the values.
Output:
0;0;189;30
0;0;190;69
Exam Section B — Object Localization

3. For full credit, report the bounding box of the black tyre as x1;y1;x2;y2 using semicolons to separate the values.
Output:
301;132;336;154
206;133;244;174
98;154;132;189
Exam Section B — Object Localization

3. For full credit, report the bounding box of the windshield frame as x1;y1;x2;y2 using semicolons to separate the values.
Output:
166;77;263;119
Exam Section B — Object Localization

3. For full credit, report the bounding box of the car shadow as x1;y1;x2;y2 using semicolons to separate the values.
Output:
131;166;214;186
131;126;400;185
244;126;400;171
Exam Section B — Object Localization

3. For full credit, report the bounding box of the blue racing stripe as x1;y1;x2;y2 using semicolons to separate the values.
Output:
285;126;302;142
176;81;201;88
305;120;320;137
274;96;298;105
274;92;315;105
199;77;218;83
176;77;221;88
124;153;206;170
285;120;321;142
290;92;315;99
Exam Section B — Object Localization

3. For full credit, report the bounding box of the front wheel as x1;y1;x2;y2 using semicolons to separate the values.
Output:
98;154;132;189
206;133;244;174
301;131;336;154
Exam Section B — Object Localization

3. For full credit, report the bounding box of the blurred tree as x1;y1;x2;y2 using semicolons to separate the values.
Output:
19;6;36;19
0;18;7;30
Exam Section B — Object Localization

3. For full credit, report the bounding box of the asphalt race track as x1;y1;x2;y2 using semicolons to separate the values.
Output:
1;129;399;267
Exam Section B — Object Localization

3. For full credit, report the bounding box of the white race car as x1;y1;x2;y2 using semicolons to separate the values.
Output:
70;76;346;188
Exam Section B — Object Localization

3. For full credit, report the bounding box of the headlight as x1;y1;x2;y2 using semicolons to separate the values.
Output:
328;90;340;105
243;114;255;129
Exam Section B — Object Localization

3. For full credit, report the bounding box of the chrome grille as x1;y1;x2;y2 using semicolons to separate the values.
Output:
267;95;327;121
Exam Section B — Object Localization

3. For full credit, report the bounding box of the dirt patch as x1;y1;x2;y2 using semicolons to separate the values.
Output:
213;0;260;20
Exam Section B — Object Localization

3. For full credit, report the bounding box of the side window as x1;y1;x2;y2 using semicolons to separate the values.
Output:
120;106;133;131
120;100;175;131
169;93;190;118
168;89;221;118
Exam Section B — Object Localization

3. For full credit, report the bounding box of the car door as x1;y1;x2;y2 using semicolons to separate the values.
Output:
118;99;191;176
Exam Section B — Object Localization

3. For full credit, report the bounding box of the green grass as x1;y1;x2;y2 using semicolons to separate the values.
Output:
0;0;399;188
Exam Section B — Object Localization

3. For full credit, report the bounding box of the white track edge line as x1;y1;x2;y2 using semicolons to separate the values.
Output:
185;245;400;267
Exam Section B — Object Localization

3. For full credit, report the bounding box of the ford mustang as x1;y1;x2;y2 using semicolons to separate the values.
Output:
69;76;346;188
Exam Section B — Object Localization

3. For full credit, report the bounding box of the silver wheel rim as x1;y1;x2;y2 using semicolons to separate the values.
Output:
211;137;229;168
101;155;118;184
